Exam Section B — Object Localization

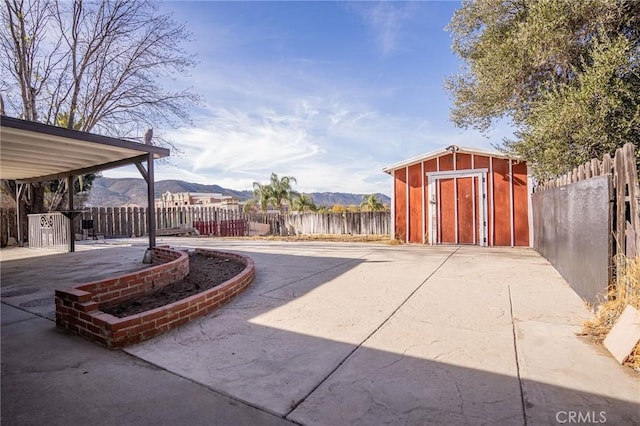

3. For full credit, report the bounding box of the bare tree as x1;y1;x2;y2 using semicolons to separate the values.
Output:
1;0;200;212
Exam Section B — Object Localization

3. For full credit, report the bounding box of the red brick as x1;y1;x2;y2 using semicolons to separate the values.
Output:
154;324;169;334
211;294;225;305
55;288;91;302
142;327;164;339
120;287;140;298
187;296;204;307
76;311;94;323
171;317;189;328
76;301;99;312
142;309;166;322
154;315;171;327
205;291;221;301
137;321;157;334
112;315;142;330
101;277;120;287
179;305;199;318
111;329;129;340
168;303;188;315
92;313;115;327
86;323;103;335
165;309;179;320
189;310;205;321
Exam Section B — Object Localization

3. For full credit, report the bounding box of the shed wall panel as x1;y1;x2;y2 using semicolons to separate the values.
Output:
408;164;422;243
492;158;512;246
439;153;454;171
456;153;472;170
394;169;407;241
513;162;530;246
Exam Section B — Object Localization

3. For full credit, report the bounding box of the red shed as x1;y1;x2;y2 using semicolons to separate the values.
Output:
382;145;532;246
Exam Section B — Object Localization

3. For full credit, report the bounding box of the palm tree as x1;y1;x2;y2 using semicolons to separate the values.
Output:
252;181;273;212
252;173;299;212
268;172;298;213
360;194;384;211
293;194;317;213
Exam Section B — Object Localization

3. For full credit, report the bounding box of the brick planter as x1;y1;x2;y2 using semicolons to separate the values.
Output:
55;247;255;349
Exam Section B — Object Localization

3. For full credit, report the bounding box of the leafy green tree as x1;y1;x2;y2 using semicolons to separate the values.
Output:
1;0;199;212
507;34;640;179
447;0;640;179
292;194;317;213
360;194;384;211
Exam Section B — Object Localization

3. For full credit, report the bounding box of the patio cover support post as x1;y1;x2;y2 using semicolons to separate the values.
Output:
67;175;75;252
15;183;26;247
146;153;156;250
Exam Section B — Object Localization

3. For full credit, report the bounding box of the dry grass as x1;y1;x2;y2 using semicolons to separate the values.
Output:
582;255;640;371
223;234;403;245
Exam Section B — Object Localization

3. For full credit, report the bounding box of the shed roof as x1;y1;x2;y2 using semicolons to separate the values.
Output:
382;145;519;174
1;115;169;182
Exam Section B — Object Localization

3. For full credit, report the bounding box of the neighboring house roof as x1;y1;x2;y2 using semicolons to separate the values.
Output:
161;192;234;200
191;192;225;198
382;144;521;174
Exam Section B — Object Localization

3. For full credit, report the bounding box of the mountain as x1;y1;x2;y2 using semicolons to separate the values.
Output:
86;177;390;207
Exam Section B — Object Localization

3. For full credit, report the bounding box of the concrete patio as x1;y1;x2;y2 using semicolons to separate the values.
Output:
2;238;639;425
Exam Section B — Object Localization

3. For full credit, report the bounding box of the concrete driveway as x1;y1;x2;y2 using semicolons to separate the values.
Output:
2;238;639;425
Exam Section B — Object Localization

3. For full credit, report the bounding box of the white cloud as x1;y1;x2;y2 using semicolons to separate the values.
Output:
103;90;509;196
102;3;515;197
351;2;416;54
171;107;323;175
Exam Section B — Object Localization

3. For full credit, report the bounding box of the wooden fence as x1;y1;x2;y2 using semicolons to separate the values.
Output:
250;211;390;236
0;206;391;245
537;142;639;259
78;206;249;238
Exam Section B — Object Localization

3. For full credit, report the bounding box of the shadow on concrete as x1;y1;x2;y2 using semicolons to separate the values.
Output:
247;324;639;425
1;245;148;320
0;304;293;426
2;243;638;425
3;302;637;425
123;247;638;425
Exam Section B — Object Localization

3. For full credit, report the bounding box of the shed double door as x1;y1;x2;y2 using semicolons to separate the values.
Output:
434;174;486;245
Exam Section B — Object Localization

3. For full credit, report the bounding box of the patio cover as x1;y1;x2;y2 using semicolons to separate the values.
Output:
0;115;170;251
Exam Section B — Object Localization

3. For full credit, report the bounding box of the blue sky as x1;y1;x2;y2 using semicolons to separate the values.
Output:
105;1;513;195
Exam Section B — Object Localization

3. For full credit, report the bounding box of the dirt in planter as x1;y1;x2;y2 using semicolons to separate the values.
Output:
103;252;246;318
